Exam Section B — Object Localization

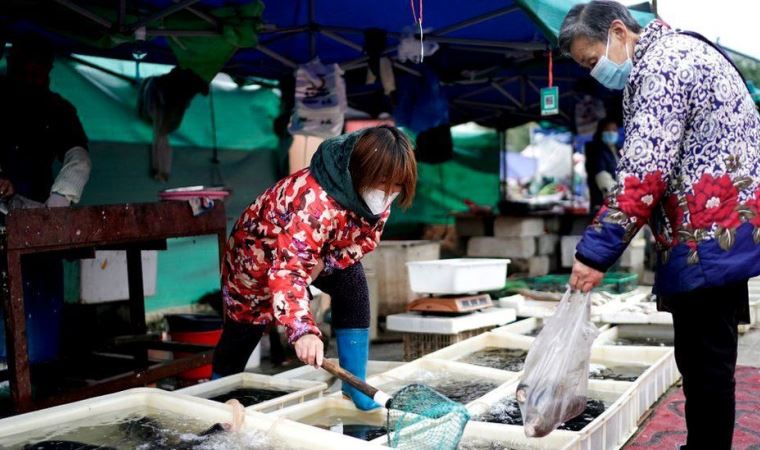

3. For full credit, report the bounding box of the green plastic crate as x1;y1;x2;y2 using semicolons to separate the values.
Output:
527;272;638;294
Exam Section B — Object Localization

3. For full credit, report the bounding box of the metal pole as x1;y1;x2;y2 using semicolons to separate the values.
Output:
130;0;202;33
256;45;298;68
53;0;112;28
432;6;519;36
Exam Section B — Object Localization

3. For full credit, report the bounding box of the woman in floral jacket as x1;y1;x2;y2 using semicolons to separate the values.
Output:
212;126;416;410
560;2;760;449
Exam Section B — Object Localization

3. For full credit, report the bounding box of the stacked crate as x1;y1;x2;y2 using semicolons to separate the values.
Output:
465;217;558;277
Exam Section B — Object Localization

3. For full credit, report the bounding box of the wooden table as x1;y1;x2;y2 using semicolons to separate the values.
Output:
0;202;227;412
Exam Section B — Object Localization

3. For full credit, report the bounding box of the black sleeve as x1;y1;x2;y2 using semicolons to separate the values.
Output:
51;96;89;161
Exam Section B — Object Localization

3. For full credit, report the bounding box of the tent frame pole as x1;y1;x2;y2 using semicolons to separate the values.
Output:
129;0;201;33
52;0;112;28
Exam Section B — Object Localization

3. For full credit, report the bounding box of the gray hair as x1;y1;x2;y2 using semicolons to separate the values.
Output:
559;1;642;56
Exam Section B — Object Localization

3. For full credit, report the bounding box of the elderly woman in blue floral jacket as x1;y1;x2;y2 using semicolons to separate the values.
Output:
560;2;760;449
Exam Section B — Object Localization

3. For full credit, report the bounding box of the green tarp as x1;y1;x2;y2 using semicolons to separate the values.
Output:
517;0;656;46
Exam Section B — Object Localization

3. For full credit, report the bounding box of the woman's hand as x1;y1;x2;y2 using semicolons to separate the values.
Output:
294;334;324;368
569;258;604;293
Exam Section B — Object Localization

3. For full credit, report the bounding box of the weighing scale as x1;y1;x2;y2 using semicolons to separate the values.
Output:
407;293;493;314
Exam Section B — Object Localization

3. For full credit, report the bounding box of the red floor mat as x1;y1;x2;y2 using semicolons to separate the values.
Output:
626;366;760;449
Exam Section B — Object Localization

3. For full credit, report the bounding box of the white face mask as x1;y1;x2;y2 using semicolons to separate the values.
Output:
362;189;399;215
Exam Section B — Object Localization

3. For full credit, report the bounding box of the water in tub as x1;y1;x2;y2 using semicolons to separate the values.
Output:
588;362;648;382
457;347;528;372
0;409;303;450
475;393;614;432
457;438;547;450
209;387;291;407
377;369;501;404
296;409;388;441
611;336;673;347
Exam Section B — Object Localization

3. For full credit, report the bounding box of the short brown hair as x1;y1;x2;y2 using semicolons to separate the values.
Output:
349;126;417;209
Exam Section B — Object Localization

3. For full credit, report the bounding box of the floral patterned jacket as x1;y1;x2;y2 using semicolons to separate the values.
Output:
222;168;387;343
576;20;760;296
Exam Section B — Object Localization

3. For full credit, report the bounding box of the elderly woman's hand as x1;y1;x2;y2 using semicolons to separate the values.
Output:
569;258;604;293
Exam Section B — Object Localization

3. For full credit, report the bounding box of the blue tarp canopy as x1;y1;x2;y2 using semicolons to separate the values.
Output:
1;0;654;128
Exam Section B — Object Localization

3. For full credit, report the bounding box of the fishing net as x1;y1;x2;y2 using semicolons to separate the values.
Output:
386;384;471;450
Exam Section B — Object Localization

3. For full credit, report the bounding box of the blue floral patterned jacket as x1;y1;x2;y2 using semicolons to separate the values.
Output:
575;20;760;296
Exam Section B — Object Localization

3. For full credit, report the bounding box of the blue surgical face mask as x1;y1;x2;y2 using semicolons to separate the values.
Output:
590;32;632;90
601;131;619;146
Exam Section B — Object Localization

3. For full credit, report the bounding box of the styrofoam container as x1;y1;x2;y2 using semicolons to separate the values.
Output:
468;379;638;450
0;388;381;449
406;258;510;295
386;308;516;335
273;360;405;394
176;372;327;413
367;358;518;406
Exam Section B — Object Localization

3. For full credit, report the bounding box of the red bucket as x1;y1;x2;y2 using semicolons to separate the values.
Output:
166;314;222;380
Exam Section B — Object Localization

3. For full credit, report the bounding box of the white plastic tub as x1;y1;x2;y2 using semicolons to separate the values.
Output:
594;325;674;347
386;308;516;335
406;258;510;294
176;372;327;413
271;396;388;442
273;360;405;394
368;417;582;449
468;379;638;450
492;318;611;337
422;331;534;373
0;388;381;449
367;358;518;406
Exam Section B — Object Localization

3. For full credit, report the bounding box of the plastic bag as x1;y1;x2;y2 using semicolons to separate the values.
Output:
516;289;599;437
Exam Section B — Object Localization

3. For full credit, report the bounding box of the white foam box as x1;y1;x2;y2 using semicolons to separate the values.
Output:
497;294;563;319
273;360;405;394
561;235;583;268
468;379;639;450
0;388;381;449
537;234;560;255
407;258;510;295
751;300;760;328
494;217;545;238
80;250;158;303
366;358;518;406
386;308;516;335
176;372;327;413
467;237;536;259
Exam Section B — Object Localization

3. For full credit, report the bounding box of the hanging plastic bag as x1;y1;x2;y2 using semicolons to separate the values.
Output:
516;289;599;437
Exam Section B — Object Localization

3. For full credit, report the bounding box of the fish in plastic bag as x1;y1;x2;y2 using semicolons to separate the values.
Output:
516;289;599;437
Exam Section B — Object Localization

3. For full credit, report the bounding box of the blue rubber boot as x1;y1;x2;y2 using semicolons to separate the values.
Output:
211;372;223;380
335;328;380;411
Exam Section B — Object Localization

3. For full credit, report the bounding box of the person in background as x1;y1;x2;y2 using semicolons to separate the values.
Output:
0;33;91;207
212;126;417;410
0;33;91;364
560;2;760;449
584;118;621;211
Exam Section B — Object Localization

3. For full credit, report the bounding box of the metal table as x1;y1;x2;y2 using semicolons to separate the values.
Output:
0;201;227;412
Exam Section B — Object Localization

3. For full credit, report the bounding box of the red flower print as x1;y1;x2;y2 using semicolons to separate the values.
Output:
616;172;666;223
746;187;760;227
686;174;740;229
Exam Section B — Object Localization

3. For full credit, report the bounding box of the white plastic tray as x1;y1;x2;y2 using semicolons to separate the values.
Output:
406;258;510;294
594;325;674;347
468;379;638;450
367;358;518;406
386;308;516;334
271;396;388;441
492;318;611;337
0;388;381;449
176;372;327;413
422;330;534;369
